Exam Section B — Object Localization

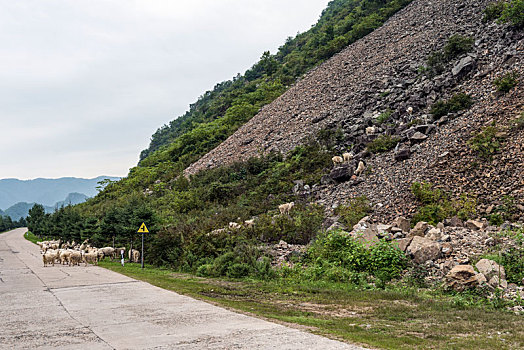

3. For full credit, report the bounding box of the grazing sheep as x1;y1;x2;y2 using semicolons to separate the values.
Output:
69;251;82;266
228;222;242;230
365;126;376;135
129;249;140;263
83;251;99;266
244;219;255;228
342;152;353;163
332;156;343;166
42;252;55;267
59;250;72;265
407;106;413;115
278;202;295;215
98;247;115;261
113;247;126;259
355;160;365;176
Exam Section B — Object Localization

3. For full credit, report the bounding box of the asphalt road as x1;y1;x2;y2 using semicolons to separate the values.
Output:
0;228;366;350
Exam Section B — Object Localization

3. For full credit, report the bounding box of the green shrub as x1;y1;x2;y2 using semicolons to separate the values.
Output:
335;196;372;228
430;93;473;118
411;182;476;225
468;124;505;159
500;0;524;27
366;135;400;153
306;230;407;281
493;71;519;93
374;109;393;125
425;35;474;76
482;231;524;284
196;264;214;277
483;1;506;22
227;263;253;278
443;35;475;60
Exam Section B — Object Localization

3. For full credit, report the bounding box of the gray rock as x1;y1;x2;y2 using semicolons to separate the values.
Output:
409;221;428;237
452;56;475;76
392;216;411;232
407;236;441;264
329;164;353;183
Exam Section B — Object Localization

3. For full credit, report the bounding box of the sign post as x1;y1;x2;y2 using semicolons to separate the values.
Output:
137;222;149;269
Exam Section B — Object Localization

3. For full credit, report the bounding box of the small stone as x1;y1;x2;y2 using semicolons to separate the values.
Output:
392;216;411;232
409;221;428;237
441;234;451;242
465;219;484;230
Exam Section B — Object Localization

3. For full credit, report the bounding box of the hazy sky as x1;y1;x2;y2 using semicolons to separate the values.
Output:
0;0;329;180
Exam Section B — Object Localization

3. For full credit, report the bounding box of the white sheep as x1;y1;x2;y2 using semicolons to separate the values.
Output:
98;247;115;261
365;126;376;135
129;249;140;263
113;247;126;259
332;156;343;166
407;106;413;115
229;222;242;230
42;252;55;267
69;251;82;266
279;202;295;215
342;152;353;163
83;251;99;266
355;160;365;176
244;219;255;228
59;250;72;265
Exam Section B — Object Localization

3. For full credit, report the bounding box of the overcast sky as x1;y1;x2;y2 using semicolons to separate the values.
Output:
0;0;329;180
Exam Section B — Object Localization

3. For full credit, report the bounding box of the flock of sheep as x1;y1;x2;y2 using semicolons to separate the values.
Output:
331;152;365;176
38;239;141;267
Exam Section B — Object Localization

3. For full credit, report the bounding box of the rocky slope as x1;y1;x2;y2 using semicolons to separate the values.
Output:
185;0;523;221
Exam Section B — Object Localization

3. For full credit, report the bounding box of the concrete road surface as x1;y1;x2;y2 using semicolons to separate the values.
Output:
0;228;367;349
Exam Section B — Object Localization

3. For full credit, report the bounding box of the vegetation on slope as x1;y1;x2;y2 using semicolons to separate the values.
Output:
139;0;412;167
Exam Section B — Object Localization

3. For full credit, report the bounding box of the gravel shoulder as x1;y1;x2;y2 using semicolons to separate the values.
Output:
0;228;365;349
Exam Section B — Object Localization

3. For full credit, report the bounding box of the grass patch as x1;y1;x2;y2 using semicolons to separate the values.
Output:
493;71;519;93
366;135;400;154
24;230;40;244
468;123;506;159
98;261;524;349
411;182;476;225
430;93;473;118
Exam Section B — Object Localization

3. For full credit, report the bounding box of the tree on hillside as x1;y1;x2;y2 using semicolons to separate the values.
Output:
27;204;46;236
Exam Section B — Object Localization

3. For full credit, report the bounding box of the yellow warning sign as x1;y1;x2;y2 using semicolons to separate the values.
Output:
137;222;149;233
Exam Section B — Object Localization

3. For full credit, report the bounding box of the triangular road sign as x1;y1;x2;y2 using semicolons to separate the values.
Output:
137;222;149;233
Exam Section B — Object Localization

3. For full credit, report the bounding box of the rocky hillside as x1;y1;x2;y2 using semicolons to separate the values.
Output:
185;0;523;221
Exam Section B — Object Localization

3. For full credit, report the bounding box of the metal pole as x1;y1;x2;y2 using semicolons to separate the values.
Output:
141;232;144;269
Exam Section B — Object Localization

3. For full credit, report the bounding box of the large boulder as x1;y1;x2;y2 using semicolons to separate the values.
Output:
392;216;411;232
407;236;440;264
475;259;507;289
329;164;353;183
409;221;428;237
446;265;485;292
452;56;475;77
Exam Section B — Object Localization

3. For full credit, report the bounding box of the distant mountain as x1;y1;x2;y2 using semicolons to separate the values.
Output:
4;202;54;221
54;192;89;208
3;192;92;220
0;176;120;210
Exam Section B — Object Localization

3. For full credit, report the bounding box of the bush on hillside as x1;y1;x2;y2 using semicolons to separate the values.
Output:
493;71;519;93
335;196;372;228
468;123;506;159
366;135;400;153
411;182;476;225
425;35;474;76
430;93;473;118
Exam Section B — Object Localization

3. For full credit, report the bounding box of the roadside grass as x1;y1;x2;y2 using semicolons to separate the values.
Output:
24;230;40;244
99;260;524;349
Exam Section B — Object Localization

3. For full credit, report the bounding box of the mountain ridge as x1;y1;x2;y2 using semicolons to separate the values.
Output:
0;176;120;210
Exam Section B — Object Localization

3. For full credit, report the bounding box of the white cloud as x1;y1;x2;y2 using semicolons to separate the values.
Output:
0;0;329;179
